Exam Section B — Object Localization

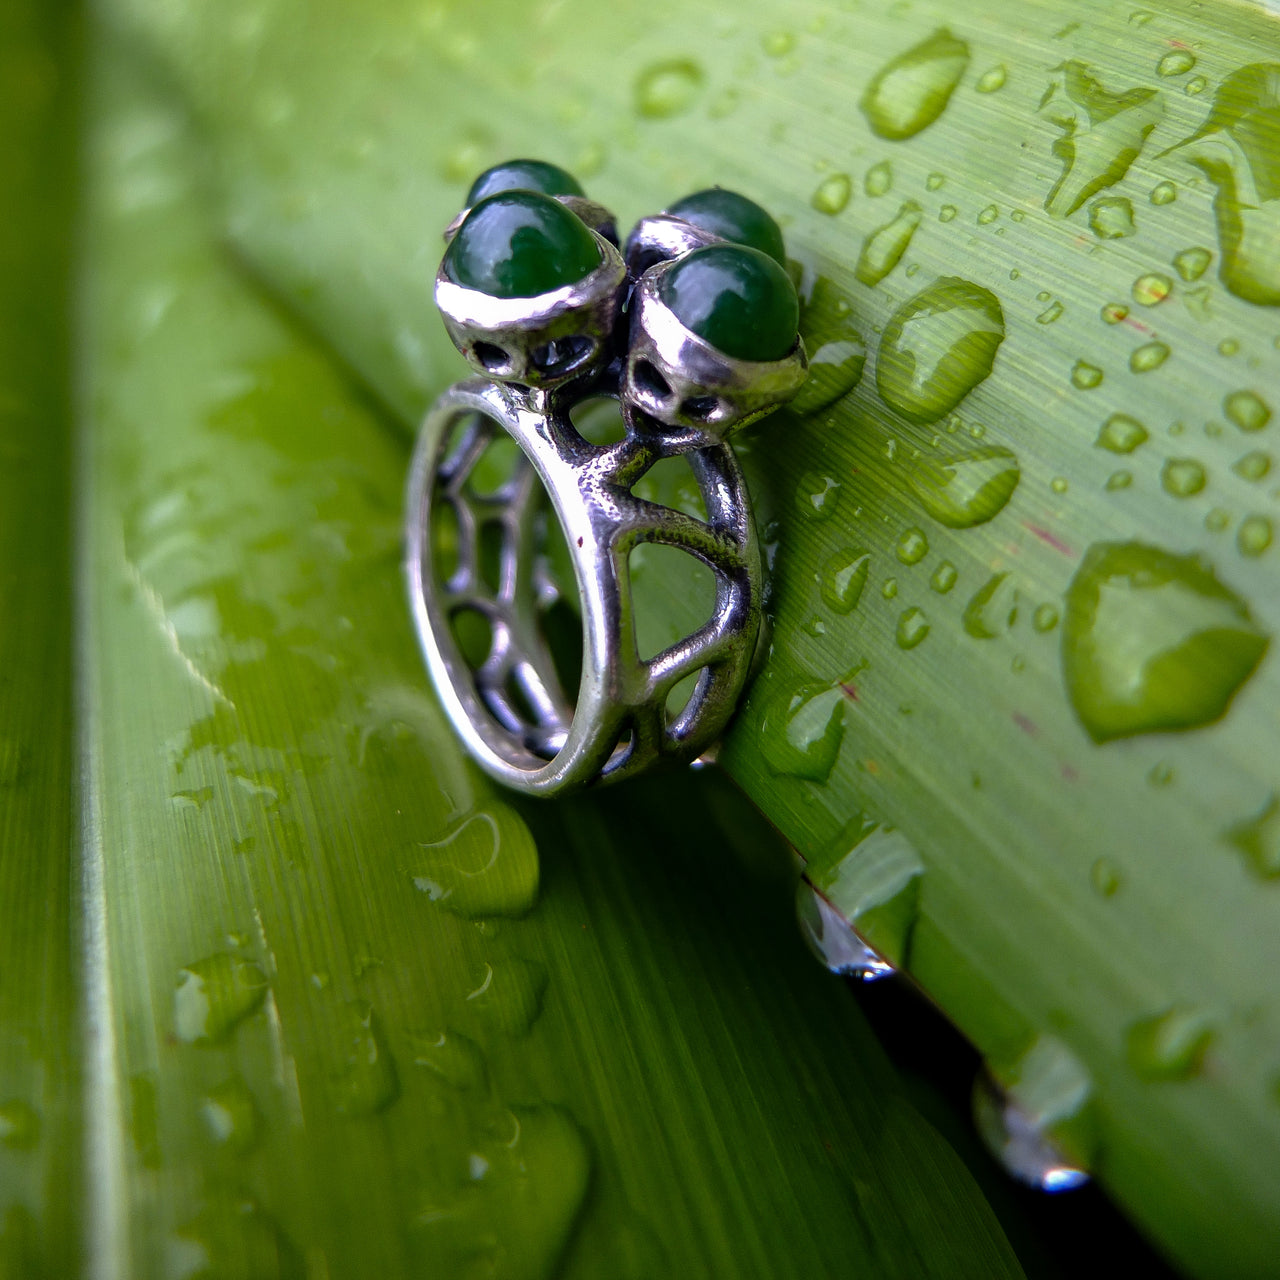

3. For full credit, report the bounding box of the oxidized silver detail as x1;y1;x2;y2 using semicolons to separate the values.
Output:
621;262;808;447
623;213;722;279
435;230;626;390
406;377;762;795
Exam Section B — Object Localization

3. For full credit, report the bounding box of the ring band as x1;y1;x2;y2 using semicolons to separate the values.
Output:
405;375;762;795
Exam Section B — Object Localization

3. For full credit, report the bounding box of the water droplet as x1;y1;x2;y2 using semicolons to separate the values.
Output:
1224;389;1272;433
1223;793;1280;879
333;1002;398;1116
909;446;1020;529
1071;361;1103;389
1127;1007;1215;1080
865;159;893;196
876;278;1005;424
811;172;852;215
0;1100;39;1150
1161;457;1207;497
1233;450;1271;481
1033;604;1060;632
1091;857;1123;896
174;954;267;1045
976;65;1007;94
927;172;946;191
896;607;930;648
410;1028;489;1090
964;572;1020;639
882;577;899;599
1096;414;1149;454
1101;303;1130;325
1040;63;1163;217
1148;760;1176;787
173;1194;300;1279
973;1036;1094;1191
1219;337;1240;356
762;31;794;57
1173;246;1212;281
1205;507;1232;533
1062;540;1269;742
1107;469;1134;490
1150;180;1178;205
855;201;922;286
1185;75;1208;96
1130;341;1170;373
200;1078;260;1153
795;472;841;520
1132;272;1172;306
412;806;539;920
1087;196;1135;240
820;548;871;613
634;59;704;118
760;683;846;782
793;279;865;415
1036;300;1065;324
977;204;1000;225
860;28;970;140
466;957;548;1037
931;561;958;593
1238;515;1273;557
795;882;895;981
938;204;957;222
1157;50;1196;77
896;527;930;564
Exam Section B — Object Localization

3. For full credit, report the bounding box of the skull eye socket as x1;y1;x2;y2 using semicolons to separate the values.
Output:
532;335;594;378
632;358;673;401
680;396;718;421
473;341;511;372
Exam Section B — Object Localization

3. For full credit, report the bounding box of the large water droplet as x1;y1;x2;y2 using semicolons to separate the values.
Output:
333;1003;399;1116
1224;389;1272;432
1062;541;1269;742
413;806;539;919
1071;360;1103;389
1161;457;1207;497
466;957;548;1037
1127;1007;1215;1080
174;954;268;1045
876;278;1005;424
1238;514;1273;557
1232;450;1272;481
1223;793;1280;879
1157;50;1197;78
1088;196;1136;239
963;572;1018;638
976;65;1007;94
974;1036;1093;1192
1096;414;1149;454
811;172;852;215
795;882;895;981
792;279;865;415
0;1100;39;1150
1040;62;1164;217
760;683;846;782
820;548;871;614
200;1078;260;1153
896;608;930;649
1174;246;1213;281
896;527;929;564
856;201;922;286
1130;341;1170;373
634;59;704;118
860;28;970;141
1132;273;1173;306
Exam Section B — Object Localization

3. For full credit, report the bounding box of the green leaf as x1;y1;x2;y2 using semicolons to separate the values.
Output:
103;0;1280;1273
44;30;1028;1276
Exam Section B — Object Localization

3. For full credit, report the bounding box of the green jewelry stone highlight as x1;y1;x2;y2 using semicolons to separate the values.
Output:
660;245;799;362
666;188;788;266
466;158;585;205
444;191;602;299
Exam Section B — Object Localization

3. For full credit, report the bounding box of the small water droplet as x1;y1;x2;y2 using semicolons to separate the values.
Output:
1036;300;1064;324
333;1002;398;1116
1106;470;1134;490
938;204;957;222
820;548;871;614
931;561;958;593
708;87;739;119
1219;338;1241;357
174;954;268;1045
1062;540;1269;742
1101;302;1130;324
1130;342;1170;373
1157;50;1196;77
410;1028;489;1090
1224;390;1271;433
877;278;1005;424
1151;181;1178;205
963;572;1017;639
1051;476;1069;495
0;1100;39;1150
927;172;946;191
1127;1007;1215;1081
896;527;930;564
882;577;899;599
1071;361;1104;390
861;28;970;141
896;607;930;648
1033;604;1060;632
1096;414;1149;454
1087;196;1136;239
173;1194;300;1278
1132;273;1172;306
865;159;893;196
795;472;841;520
1184;74;1208;96
795;882;895;981
466;956;549;1039
976;65;1007;94
793;278;865;415
811;172;852;215
909;446;1020;528
856;201;922;286
412;806;539;920
634;59;704;118
1238;515;1273;557
761;684;845;782
1090;857;1123;897
762;30;795;57
1173;246;1212;281
200;1078;260;1153
1205;507;1232;533
1233;450;1271;482
977;204;1000;225
1148;760;1176;787
1223;793;1280;879
1161;457;1207;497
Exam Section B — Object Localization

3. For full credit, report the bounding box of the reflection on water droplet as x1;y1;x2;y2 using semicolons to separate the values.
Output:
1161;458;1207;497
1150;181;1177;205
1127;1007;1215;1080
0;1100;39;1150
1091;857;1122;896
976;65;1007;94
977;204;999;225
1130;342;1170;373
1101;302;1129;324
1071;361;1103;389
410;1028;489;1090
865;160;892;196
1132;273;1172;306
792;279;865;414
413;806;539;919
634;59;704;118
1096;414;1149;454
795;472;841;521
860;28;970;140
333;1003;398;1116
200;1078;260;1153
1173;247;1212;281
820;548;871;614
174;954;268;1045
856;201;922;286
466;957;548;1038
896;608;930;649
795;882;895;981
973;1036;1094;1192
931;560;958;593
1238;514;1273;557
1232;450;1271;481
1033;604;1060;632
811;172;852;215
938;204;958;222
1157;50;1196;77
1062;540;1269;742
896;527;929;564
760;684;846;782
1088;196;1135;239
1224;389;1272;433
877;278;1005;424
1223;793;1280;879
963;572;1017;639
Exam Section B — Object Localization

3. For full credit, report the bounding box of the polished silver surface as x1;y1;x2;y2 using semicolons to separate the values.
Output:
406;377;762;795
623;213;721;279
621;263;808;448
435;230;626;391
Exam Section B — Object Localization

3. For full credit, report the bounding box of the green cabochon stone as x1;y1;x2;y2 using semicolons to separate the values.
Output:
665;188;787;266
466;159;585;205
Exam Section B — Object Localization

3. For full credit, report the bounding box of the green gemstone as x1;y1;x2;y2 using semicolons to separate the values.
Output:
660;244;798;362
444;191;602;299
466;158;586;205
665;188;787;266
